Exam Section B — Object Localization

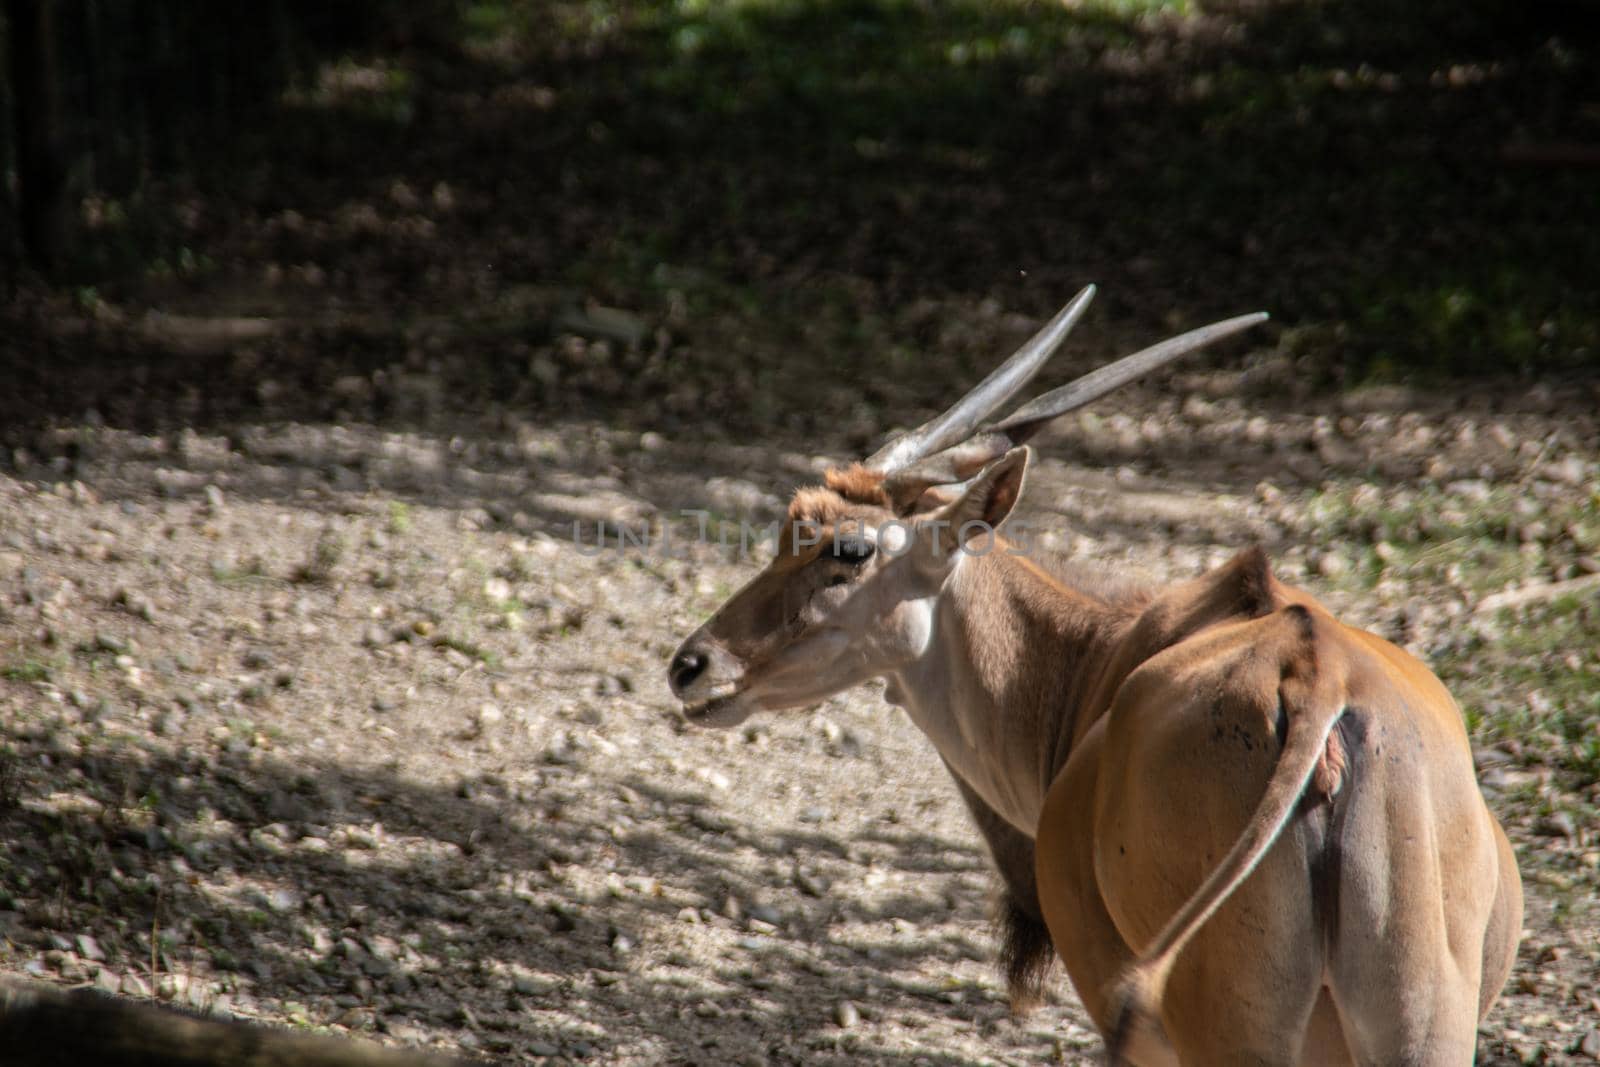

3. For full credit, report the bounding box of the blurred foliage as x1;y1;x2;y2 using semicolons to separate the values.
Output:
3;0;1598;381
433;0;1600;379
0;0;455;257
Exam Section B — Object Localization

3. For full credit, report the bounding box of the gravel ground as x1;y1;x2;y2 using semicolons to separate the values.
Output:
1;366;1597;1065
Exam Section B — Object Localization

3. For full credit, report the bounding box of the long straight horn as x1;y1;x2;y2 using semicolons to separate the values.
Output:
993;311;1269;443
879;310;1269;511
865;284;1097;473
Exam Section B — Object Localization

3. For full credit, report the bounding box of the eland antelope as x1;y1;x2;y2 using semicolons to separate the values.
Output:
666;286;1522;1065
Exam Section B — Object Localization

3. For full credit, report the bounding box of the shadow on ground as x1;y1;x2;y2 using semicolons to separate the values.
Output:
0;708;1015;1064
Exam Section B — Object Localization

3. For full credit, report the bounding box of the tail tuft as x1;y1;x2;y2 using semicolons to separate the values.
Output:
997;890;1055;1014
1104;965;1170;1067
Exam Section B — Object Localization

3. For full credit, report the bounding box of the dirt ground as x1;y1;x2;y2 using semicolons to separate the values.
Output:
1;348;1596;1065
2;0;1598;1060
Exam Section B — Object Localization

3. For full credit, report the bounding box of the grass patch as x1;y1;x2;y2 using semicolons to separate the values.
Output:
1440;596;1600;786
433;634;501;668
385;500;413;536
0;660;54;684
1302;481;1600;595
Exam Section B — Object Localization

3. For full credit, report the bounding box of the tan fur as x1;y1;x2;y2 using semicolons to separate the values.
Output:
823;463;891;507
671;474;1522;1065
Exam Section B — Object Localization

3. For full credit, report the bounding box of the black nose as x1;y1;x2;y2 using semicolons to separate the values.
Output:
669;649;708;695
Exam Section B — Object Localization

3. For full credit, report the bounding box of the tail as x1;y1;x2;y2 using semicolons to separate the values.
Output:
1105;604;1345;1066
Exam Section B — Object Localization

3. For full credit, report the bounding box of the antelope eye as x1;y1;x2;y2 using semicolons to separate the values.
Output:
830;536;876;566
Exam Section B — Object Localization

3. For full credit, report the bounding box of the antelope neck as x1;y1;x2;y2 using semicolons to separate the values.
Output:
884;545;1127;836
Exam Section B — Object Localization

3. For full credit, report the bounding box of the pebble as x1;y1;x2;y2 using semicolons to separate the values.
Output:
1540;456;1588;486
94;632;129;654
1536;812;1578;839
690;810;731;834
1313;551;1350;579
512;970;558;996
795;871;830;898
834;1000;861;1028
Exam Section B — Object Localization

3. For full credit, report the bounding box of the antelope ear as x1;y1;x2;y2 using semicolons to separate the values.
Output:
932;447;1031;552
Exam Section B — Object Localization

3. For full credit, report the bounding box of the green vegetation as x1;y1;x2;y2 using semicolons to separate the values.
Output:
443;0;1598;381
0;660;53;684
1296;479;1600;819
9;0;1594;418
385;501;414;536
1304;481;1600;595
1442;596;1600;787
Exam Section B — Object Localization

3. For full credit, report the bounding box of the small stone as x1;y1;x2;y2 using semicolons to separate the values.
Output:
834;1000;861;1028
94;632;129;654
1541;456;1588;486
554;305;647;346
690;809;731;833
795;871;830;898
75;934;105;961
1314;551;1349;579
93;968;121;994
1580;1030;1600;1062
512;970;557;996
1536;811;1577;839
266;888;300;913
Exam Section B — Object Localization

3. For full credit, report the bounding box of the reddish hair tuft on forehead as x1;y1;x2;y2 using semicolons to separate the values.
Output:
823;464;890;507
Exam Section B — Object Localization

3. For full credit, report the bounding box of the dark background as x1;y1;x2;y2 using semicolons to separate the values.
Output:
2;0;1597;450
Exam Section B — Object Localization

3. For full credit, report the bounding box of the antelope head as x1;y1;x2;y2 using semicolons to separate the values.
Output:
666;286;1267;728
